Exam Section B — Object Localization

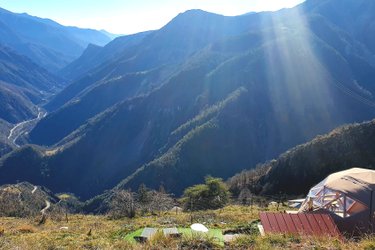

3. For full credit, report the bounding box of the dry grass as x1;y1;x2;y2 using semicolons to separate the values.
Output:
0;205;258;249
0;206;374;249
0;215;127;249
228;233;375;250
16;224;37;234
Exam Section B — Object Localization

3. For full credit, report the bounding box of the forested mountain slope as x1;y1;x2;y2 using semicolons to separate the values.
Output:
2;0;375;199
0;46;60;123
228;119;375;197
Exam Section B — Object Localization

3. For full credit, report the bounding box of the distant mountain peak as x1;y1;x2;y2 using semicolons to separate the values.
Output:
178;9;222;18
0;6;112;72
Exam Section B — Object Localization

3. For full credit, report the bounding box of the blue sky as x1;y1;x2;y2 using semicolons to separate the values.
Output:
0;0;305;34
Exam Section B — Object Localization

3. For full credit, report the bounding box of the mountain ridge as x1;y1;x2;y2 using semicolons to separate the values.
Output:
0;7;112;72
2;0;375;200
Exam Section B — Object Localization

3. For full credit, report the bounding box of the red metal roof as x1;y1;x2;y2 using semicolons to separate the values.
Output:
259;212;342;238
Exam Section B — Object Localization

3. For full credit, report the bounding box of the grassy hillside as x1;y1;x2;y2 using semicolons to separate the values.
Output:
0;205;374;249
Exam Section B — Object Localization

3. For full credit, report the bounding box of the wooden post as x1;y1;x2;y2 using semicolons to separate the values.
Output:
190;198;193;224
369;190;374;223
343;194;347;218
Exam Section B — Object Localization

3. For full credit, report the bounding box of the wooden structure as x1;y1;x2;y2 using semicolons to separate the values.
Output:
163;227;181;237
134;227;157;242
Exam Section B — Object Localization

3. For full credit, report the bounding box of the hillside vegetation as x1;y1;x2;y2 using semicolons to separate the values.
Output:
229;119;375;197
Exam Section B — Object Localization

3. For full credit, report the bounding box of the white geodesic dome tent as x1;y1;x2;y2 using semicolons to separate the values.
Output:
299;168;375;234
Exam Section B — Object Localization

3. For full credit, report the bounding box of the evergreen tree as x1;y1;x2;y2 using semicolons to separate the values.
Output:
137;183;149;204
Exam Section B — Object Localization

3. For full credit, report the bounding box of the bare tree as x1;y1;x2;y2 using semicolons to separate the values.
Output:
147;190;174;215
108;190;135;219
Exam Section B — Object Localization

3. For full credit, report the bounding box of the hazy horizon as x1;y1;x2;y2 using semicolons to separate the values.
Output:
0;0;305;35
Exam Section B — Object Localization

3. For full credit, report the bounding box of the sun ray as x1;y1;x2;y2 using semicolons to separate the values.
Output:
259;6;339;141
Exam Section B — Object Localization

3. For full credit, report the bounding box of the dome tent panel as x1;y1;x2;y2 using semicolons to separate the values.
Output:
299;167;375;235
324;176;375;206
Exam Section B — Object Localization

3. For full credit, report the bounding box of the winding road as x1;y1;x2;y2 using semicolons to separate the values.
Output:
7;108;47;148
41;200;51;215
31;186;38;194
30;185;51;215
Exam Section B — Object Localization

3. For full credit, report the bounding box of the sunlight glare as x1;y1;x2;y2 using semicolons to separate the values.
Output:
260;6;337;140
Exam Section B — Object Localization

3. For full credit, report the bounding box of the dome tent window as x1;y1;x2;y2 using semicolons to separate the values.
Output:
300;183;367;218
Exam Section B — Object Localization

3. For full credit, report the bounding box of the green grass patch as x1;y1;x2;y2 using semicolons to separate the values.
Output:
124;228;143;243
178;228;224;246
124;227;224;246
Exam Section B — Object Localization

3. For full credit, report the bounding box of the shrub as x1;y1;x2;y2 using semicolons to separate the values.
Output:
136;184;174;215
182;176;231;210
